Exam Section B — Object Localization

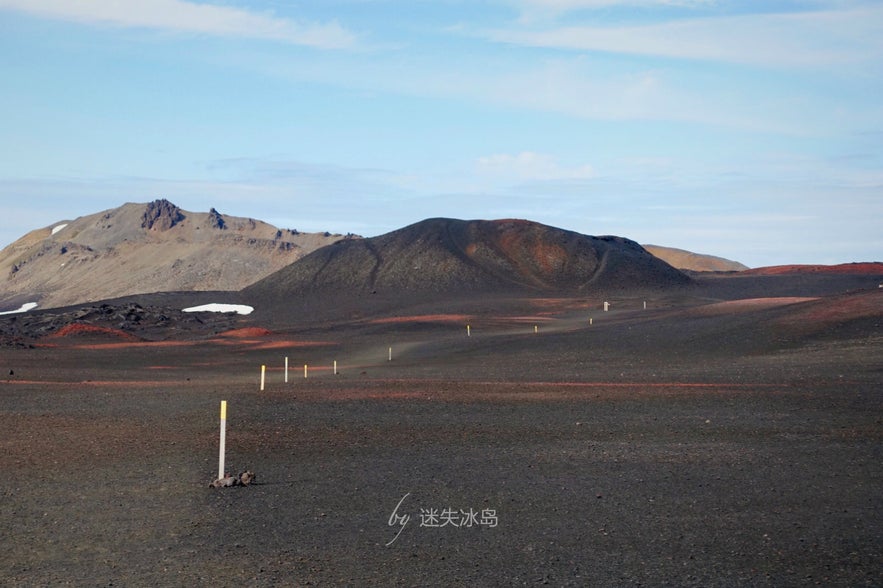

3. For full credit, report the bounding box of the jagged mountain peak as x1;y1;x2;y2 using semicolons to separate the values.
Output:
141;198;185;231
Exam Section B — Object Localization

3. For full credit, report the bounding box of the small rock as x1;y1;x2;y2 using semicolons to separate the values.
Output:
209;475;238;488
209;470;256;488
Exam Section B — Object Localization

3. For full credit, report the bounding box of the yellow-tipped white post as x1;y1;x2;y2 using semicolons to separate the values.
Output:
304;364;308;379
218;400;227;480
284;356;289;383
534;325;538;334
260;364;266;391
467;324;471;337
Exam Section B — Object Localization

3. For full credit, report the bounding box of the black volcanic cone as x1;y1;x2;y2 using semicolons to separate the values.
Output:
244;218;690;304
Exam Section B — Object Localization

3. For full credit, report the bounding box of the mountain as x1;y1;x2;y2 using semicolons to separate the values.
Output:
0;199;355;310
245;218;691;307
740;262;883;276
643;244;748;272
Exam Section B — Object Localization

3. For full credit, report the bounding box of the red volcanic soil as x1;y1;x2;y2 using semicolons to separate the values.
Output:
45;322;140;342
52;340;200;350
772;288;883;332
687;297;817;317
246;340;334;350
217;327;274;338
210;327;332;350
529;298;595;311
297;379;772;403
743;262;883;275
365;314;472;325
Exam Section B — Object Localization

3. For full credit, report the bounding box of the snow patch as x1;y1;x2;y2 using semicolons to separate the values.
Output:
51;223;68;235
182;303;254;315
0;302;38;315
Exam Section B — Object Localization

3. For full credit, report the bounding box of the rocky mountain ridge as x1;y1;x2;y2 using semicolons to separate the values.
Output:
0;199;355;310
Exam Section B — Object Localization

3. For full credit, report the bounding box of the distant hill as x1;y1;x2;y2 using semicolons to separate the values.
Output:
0;199;355;310
740;263;883;276
245;218;691;306
643;244;748;272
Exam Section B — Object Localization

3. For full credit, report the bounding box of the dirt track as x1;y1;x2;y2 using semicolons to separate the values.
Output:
1;286;881;586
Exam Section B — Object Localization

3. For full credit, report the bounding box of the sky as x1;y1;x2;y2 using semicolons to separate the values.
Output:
0;0;881;267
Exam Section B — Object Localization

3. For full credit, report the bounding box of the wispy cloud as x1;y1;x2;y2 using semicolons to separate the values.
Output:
486;4;883;68
456;60;782;130
477;152;596;182
0;0;358;49
518;0;713;13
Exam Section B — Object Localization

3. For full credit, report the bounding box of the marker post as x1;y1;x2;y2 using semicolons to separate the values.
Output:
218;400;227;480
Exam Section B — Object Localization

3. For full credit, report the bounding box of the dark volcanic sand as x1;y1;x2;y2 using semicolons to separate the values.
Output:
1;280;881;586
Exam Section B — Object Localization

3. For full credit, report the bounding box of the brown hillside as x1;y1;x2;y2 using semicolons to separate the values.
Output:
0;199;355;310
643;244;748;272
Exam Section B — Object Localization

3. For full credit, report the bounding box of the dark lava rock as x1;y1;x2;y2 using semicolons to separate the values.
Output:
141;198;185;231
208;208;226;230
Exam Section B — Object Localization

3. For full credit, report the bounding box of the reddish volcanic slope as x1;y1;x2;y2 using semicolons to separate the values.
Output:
48;323;139;341
771;288;883;331
245;218;690;304
742;262;883;276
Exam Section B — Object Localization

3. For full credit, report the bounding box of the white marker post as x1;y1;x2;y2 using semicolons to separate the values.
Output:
589;317;593;326
304;364;308;379
388;346;392;361
334;360;338;375
260;365;266;391
603;301;609;312
284;356;289;383
467;324;471;337
643;301;647;310
534;325;538;334
218;400;227;480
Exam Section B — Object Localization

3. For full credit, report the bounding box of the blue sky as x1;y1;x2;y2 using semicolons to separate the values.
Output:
0;0;880;267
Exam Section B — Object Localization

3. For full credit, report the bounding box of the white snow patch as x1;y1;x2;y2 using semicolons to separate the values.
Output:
51;223;68;235
0;302;38;315
182;303;254;315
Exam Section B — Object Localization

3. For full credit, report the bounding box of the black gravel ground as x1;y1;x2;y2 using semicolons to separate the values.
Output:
0;278;880;586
